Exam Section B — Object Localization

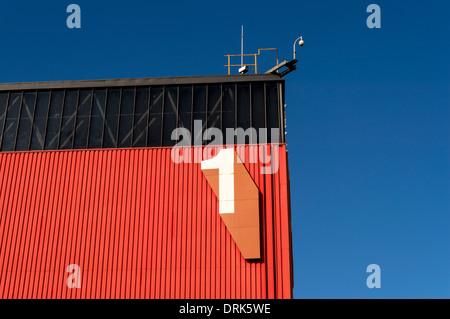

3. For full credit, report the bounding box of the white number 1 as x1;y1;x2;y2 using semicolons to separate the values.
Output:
201;149;235;214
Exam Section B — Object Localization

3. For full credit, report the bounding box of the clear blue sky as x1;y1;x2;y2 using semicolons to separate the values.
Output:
0;0;448;298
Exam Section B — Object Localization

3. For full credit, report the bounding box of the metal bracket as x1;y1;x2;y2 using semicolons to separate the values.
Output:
265;59;299;77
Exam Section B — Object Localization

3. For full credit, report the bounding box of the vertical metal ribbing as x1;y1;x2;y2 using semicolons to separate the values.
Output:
0;145;293;298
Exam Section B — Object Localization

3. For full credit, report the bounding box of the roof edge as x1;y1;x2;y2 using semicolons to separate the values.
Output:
0;74;284;91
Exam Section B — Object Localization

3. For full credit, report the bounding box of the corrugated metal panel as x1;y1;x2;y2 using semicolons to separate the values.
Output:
0;145;292;299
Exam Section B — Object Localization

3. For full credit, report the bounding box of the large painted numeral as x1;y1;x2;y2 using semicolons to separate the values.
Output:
201;148;261;259
201;149;235;214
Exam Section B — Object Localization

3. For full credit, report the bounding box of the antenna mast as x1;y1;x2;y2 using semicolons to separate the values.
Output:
241;25;244;67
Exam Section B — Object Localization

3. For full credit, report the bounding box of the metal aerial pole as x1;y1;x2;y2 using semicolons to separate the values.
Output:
241;25;244;67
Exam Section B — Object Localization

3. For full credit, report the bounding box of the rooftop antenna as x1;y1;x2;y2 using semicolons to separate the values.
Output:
239;26;249;74
225;29;304;76
241;25;244;67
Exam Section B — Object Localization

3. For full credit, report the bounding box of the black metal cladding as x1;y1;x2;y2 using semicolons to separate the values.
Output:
0;78;285;152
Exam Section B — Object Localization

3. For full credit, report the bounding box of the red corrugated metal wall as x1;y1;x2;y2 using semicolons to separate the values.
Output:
0;145;292;299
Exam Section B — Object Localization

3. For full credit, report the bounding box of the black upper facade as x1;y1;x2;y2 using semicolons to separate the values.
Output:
0;74;285;152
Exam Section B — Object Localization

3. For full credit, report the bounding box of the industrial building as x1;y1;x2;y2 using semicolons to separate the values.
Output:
0;74;293;298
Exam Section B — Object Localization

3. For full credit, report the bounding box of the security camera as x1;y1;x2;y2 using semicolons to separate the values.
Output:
293;35;304;60
239;65;249;75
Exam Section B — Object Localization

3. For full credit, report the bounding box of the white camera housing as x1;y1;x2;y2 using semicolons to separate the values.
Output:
239;65;249;74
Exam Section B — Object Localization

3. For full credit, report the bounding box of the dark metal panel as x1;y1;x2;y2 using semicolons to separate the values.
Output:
85;89;95;149
29;91;51;151
222;84;235;133
0;77;286;151
264;82;268;138
15;91;36;152
103;89;121;149
175;86;180;129
0;93;10;149
278;82;285;144
59;90;78;149
73;89;93;149
235;83;238;138
44;90;64;150
13;92;24;151
162;86;178;147
251;82;265;140
100;88;109;148
160;86;165;146
207;85;221;133
192;85;206;145
42;90;53;150
220;84;223;132
27;92;39;150
114;88;123;148
56;90;67;149
2;93;22;152
177;86;192;132
70;90;80;149
237;83;251;143
191;85;194;145
266;82;280;144
117;88;134;148
88;89;107;149
133;87;150;148
148;87;163;147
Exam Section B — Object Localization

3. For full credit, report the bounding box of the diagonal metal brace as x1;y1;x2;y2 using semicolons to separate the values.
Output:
265;59;299;77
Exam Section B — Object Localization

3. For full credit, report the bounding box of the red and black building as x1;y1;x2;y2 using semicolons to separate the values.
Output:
0;74;293;299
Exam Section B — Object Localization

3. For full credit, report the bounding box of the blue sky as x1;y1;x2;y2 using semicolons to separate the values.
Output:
0;0;448;298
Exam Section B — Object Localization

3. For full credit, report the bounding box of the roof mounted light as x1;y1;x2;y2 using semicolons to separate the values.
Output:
293;36;304;60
